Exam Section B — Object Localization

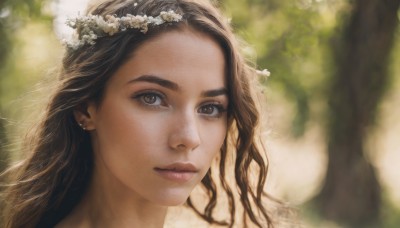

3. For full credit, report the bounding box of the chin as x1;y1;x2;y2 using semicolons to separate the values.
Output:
152;190;192;206
157;196;190;207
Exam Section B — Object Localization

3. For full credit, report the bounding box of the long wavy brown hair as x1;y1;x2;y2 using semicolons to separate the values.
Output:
1;0;274;227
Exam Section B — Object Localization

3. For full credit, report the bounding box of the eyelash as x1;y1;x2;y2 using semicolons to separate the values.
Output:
131;91;227;118
198;102;227;118
132;90;167;109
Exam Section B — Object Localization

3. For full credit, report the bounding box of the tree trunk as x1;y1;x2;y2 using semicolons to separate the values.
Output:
317;0;400;226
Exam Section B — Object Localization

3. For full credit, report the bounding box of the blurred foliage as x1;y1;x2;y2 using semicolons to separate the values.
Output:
222;0;339;138
221;0;400;226
0;0;51;69
0;0;54;166
0;0;52;105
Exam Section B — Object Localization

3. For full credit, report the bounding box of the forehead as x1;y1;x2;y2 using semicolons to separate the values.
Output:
108;27;227;90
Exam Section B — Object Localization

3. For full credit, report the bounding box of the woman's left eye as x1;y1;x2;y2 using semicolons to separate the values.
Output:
198;104;226;118
141;94;161;105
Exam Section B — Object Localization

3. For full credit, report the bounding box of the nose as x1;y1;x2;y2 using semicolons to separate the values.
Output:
168;110;201;152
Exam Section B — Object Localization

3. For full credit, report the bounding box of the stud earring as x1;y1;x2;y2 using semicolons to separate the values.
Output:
78;122;86;130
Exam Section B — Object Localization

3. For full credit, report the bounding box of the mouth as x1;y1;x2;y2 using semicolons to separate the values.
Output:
154;162;199;182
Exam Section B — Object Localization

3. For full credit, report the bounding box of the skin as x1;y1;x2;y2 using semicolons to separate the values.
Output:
58;27;228;228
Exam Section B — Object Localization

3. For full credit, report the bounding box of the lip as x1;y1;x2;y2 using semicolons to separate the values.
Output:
154;162;199;182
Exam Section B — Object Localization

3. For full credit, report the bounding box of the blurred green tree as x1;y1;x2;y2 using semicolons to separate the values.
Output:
222;0;400;226
0;0;50;174
317;0;400;226
222;0;325;138
1;2;52;225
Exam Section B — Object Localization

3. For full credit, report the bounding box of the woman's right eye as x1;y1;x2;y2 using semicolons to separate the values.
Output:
132;91;166;107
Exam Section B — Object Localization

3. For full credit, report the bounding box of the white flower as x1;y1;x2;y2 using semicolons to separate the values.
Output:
160;10;182;22
64;10;183;50
256;69;271;77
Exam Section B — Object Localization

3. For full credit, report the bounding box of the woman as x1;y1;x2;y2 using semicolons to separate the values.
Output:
1;0;274;227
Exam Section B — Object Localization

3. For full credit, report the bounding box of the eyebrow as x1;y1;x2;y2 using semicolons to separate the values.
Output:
127;74;228;97
127;75;179;91
201;88;228;98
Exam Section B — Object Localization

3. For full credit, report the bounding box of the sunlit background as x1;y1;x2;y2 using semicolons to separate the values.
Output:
1;0;399;227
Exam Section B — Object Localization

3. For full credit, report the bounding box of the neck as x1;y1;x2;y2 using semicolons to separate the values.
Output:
57;162;168;228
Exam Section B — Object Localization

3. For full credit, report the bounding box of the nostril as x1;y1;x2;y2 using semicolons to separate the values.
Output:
177;144;186;150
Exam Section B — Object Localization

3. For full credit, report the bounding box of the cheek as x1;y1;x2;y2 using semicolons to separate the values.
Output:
92;103;168;172
96;104;165;145
199;121;227;164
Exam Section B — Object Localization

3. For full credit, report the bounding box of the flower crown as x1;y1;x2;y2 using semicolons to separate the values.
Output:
64;10;183;50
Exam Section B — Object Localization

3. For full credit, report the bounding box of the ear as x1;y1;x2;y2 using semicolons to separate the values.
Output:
73;102;97;131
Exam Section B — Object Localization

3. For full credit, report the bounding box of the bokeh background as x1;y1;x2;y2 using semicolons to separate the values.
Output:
0;0;399;227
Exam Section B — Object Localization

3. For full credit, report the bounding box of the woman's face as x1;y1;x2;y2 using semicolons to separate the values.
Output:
86;28;228;206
